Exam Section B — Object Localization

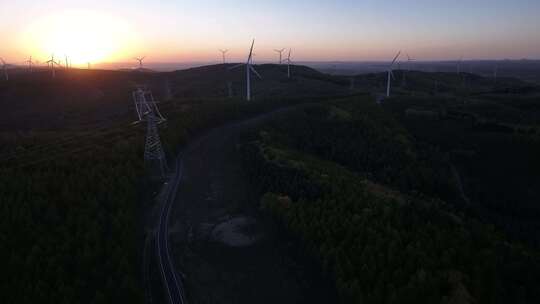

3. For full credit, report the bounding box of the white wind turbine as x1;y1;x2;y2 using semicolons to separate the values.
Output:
0;58;9;80
274;48;285;64
134;56;145;70
406;53;415;71
230;39;262;101
386;51;401;97
219;49;229;64
282;48;293;78
46;54;59;78
456;55;463;74
25;56;34;72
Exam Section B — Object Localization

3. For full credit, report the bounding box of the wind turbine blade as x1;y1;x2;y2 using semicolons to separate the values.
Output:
248;39;255;60
228;63;245;70
250;65;262;79
390;51;401;66
390;70;395;80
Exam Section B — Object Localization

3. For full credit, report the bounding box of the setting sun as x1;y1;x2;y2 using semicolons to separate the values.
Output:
20;11;137;66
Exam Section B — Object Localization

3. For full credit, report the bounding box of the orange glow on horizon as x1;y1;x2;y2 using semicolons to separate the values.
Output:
19;10;139;66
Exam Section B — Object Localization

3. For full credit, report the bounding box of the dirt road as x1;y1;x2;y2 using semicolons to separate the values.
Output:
167;106;335;304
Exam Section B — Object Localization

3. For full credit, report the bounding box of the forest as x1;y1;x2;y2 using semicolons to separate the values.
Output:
240;97;540;303
2;65;539;303
381;83;540;247
0;96;299;304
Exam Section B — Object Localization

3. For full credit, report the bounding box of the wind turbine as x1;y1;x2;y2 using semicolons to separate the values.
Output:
282;48;293;78
134;56;145;70
456;55;463;74
386;51;401;97
274;48;285;64
65;55;69;70
230;39;262;101
0;58;9;81
46;54;59;78
406;53;415;71
219;49;228;64
25;56;33;72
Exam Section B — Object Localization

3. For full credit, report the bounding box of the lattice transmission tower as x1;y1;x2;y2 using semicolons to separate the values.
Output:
132;88;168;177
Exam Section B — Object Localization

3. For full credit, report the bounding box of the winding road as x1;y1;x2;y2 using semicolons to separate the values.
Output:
153;106;300;304
156;158;187;304
152;103;335;304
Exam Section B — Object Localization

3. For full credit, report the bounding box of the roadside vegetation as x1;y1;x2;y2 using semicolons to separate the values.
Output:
0;94;302;304
240;97;540;303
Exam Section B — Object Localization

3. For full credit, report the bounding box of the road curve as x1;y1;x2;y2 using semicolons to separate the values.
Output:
155;103;317;304
157;158;186;304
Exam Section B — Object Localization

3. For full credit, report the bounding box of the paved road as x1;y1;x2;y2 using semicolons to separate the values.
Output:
156;158;187;304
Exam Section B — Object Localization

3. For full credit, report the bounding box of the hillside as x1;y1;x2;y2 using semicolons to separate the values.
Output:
166;63;349;99
239;97;540;303
0;64;350;131
2;64;540;304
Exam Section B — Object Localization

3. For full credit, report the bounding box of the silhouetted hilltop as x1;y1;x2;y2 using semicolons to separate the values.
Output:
165;63;349;99
0;69;153;130
2;64;537;131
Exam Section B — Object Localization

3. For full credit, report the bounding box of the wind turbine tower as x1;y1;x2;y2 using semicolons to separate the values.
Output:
219;49;229;64
135;56;146;70
230;39;262;101
274;48;285;64
283;49;293;78
457;55;463;74
46;55;59;78
406;53;415;71
386;51;401;97
0;58;8;81
25;56;33;72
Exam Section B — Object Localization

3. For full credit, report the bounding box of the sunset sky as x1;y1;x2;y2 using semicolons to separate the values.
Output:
1;0;539;66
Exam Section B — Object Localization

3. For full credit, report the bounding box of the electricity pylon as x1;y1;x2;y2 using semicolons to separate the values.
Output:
132;88;168;177
144;111;168;177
